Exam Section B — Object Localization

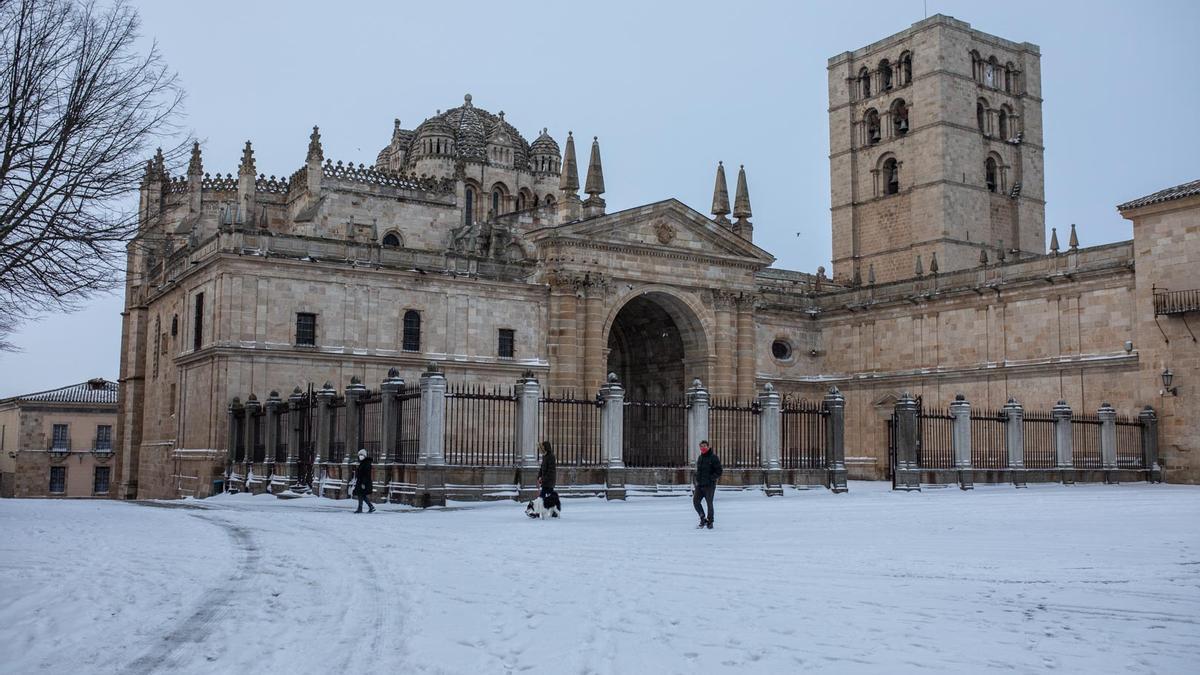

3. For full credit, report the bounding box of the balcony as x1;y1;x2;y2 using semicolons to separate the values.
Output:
92;438;114;455
48;438;71;456
1154;288;1200;316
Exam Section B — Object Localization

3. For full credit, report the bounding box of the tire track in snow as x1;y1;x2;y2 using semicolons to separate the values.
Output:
124;513;259;675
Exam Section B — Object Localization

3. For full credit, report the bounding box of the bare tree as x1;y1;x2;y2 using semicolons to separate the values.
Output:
0;0;186;350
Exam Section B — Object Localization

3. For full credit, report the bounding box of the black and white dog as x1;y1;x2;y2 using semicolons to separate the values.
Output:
525;491;562;518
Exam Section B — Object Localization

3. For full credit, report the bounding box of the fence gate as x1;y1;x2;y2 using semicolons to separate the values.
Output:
709;398;761;467
623;399;688;468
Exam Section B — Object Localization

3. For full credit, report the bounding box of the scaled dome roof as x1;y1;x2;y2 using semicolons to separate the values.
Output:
412;94;532;166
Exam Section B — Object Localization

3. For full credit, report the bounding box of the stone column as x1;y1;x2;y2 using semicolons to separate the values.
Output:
287;387;305;481
714;293;735;397
1139;405;1161;483
583;281;605;393
1052;399;1074;484
547;275;580;392
1003;397;1025;487
735;298;756;401
514;371;542;501
226;397;243;486
380;368;404;464
345;376;368;463
600;373;626;500
758;383;783;496
1098;402;1118;482
950;394;973;490
315;381;336;469
824;386;848;493
243;394;260;491
415;363;447;506
264;391;283;489
686;378;710;466
893;393;920;491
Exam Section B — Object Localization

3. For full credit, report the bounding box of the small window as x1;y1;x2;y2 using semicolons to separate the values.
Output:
879;59;893;90
94;466;111;494
51;424;69;450
883;158;900;195
771;340;792;361
492;190;501;215
858;67;871;98
49;466;66;493
465;188;475;224
170;314;178;337
193;292;205;351
977;100;987;134
296;312;317;346
403;310;421;352
382;232;401;247
985;157;998;192
498;328;515;359
891;99;909;136
95;425;112;451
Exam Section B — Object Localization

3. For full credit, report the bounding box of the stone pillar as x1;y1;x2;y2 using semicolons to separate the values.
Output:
287;387;304;481
823;386;847;493
546;277;580;393
345;376;368;464
1098;402;1118;482
315;381;336;470
1052;399;1074;484
243;393;260;473
893;392;920;491
735;298;756;401
949;393;973;490
1139;405;1161;483
264;391;283;489
758;383;782;496
415;363;447;506
1003;397;1026;487
380;369;403;464
686;378;710;466
714;293;735;397
600;373;626;500
226;397;243;487
583;282;604;393
514;371;542;501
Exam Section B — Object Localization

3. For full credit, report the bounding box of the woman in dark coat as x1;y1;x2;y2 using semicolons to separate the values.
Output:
537;441;556;498
353;448;375;513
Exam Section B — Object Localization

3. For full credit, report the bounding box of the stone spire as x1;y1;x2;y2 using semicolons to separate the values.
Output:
557;131;582;222
237;141;256;225
1069;223;1079;250
732;164;753;241
187;141;202;178
711;161;731;226
914;253;924;277
187;141;203;214
929;251;939;274
583;136;606;217
307;126;323;163
1049;227;1059;254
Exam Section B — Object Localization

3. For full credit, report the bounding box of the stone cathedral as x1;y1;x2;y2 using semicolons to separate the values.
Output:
116;15;1198;499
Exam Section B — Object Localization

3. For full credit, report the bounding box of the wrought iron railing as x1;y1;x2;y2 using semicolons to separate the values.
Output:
970;408;1007;469
538;390;602;466
781;399;827;469
708;398;761;467
622;399;688;468
444;384;516;466
1154;288;1200;316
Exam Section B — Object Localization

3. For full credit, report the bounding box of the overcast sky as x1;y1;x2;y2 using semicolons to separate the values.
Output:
2;0;1196;398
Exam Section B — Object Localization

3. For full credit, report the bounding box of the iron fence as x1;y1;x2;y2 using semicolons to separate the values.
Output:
970;408;1007;469
623;399;688;468
232;414;245;462
394;384;421;463
328;400;346;463
917;408;955;469
1022;411;1056;469
1115;416;1144;468
444;384;516;465
709;398;760;467
1071;415;1102;469
252;410;266;463
782;399;827;469
359;395;383;458
274;408;290;463
538;390;602;466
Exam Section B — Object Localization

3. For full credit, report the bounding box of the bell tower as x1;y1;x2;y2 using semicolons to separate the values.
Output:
827;14;1044;284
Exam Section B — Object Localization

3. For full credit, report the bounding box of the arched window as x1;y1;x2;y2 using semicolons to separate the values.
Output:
883;158;899;195
900;52;913;86
516;193;525;211
879;59;893;91
976;99;988;134
891;99;909;136
402;310;421;352
985;157;998;192
998;107;1009;139
858;67;871;98
1004;62;1016;93
865;109;881;145
969;50;982;81
492;189;501;215
465;187;475;224
544;194;556;206
382;231;402;248
985;56;999;88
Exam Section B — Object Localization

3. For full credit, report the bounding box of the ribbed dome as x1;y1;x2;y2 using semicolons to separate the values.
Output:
418;94;531;166
529;128;560;157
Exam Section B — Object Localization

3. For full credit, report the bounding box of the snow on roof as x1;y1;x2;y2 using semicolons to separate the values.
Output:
1117;178;1200;212
2;378;119;405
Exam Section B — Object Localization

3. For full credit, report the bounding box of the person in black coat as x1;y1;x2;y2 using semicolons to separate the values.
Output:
693;440;722;529
537;441;556;498
353;448;375;513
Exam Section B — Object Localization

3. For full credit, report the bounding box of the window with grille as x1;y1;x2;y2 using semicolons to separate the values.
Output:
498;328;515;359
95;425;112;450
94;466;111;494
51;424;69;450
296;312;317;346
193;292;205;351
403;310;421;352
49;466;65;493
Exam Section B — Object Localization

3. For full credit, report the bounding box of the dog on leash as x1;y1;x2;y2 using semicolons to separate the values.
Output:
525;491;562;518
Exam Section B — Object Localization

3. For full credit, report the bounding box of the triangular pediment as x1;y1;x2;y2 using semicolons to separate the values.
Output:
530;199;775;268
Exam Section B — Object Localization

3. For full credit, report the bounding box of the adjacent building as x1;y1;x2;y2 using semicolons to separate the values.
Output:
0;379;119;498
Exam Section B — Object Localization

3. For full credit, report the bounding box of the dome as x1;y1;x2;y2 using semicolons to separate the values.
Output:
529;128;560;157
410;94;532;167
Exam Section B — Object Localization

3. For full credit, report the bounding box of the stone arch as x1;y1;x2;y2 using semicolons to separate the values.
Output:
602;286;711;400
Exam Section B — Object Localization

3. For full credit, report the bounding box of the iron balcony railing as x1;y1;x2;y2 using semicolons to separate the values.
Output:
1154;288;1200;316
48;438;72;452
92;438;113;453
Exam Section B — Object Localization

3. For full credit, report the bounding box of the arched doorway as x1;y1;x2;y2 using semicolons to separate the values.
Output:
606;291;707;401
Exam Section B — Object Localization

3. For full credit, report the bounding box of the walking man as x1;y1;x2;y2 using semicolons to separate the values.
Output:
693;440;722;529
353;449;375;513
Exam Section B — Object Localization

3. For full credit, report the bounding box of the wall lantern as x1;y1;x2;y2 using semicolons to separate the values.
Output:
1161;368;1178;396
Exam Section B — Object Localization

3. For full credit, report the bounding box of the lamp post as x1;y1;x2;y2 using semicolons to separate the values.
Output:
1161;368;1178;397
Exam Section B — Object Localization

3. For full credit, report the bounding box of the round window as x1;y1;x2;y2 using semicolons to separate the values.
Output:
771;339;792;361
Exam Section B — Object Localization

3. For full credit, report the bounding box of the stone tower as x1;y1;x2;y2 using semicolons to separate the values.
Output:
827;14;1044;284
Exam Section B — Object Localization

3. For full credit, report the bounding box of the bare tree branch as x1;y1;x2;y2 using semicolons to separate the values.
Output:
0;0;187;350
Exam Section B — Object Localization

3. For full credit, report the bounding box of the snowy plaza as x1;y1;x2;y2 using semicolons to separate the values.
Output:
2;482;1198;674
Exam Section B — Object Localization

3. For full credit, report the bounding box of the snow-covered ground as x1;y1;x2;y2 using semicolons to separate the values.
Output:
1;482;1198;674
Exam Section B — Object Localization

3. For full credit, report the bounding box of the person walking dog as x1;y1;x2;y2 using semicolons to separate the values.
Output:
353;449;375;513
692;440;722;529
538;441;556;498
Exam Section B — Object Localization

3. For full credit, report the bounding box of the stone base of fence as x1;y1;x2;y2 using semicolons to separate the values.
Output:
516;467;540;502
914;467;1154;486
894;467;921;491
605;468;626;501
765;468;783;496
826;467;848;493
